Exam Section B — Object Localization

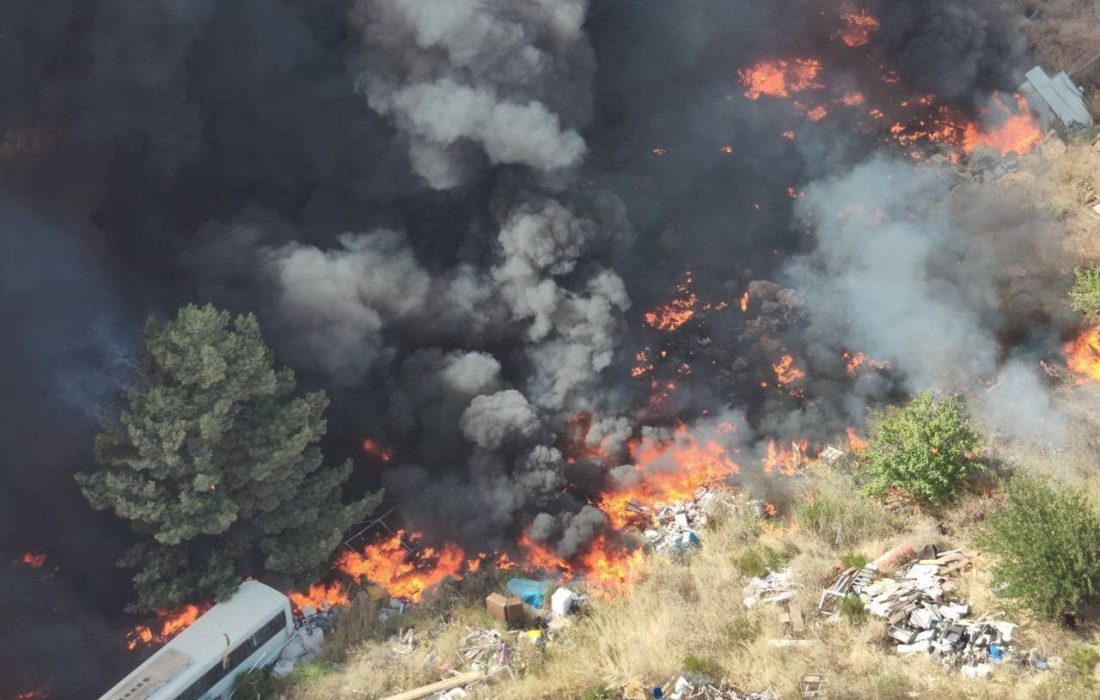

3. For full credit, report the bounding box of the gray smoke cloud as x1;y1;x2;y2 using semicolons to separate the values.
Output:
461;390;542;449
351;0;591;188
788;156;1068;446
265;231;432;383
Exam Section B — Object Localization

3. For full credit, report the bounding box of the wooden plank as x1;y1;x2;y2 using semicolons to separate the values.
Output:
789;602;805;635
379;671;486;700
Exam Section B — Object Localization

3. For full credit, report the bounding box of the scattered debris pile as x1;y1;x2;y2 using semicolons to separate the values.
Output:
743;569;795;609
601;676;780;700
819;545;1019;671
640;486;736;555
652;676;781;700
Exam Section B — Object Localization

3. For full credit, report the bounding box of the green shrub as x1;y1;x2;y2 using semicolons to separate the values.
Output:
733;543;795;577
839;594;868;625
839;552;869;570
682;654;723;680
234;669;275;699
979;476;1100;617
1066;645;1100;679
724;612;759;645
862;392;984;506
1070;268;1100;323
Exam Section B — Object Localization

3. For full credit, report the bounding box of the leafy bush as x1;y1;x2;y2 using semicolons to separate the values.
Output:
862;392;984;506
682;654;723;680
1065;645;1100;679
839;552;869;570
733;543;795;577
1070;267;1100;323
979;476;1100;617
839;594;868;625
234;669;276;699
724;612;759;646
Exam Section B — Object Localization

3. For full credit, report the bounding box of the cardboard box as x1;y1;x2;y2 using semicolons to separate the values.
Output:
485;593;524;624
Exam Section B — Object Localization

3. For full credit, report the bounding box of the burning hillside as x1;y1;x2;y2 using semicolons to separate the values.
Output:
2;0;1094;696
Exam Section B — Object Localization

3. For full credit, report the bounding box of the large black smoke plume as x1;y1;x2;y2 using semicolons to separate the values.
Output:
0;0;1055;695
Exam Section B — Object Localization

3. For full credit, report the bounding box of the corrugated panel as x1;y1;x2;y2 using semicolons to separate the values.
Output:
1023;66;1092;128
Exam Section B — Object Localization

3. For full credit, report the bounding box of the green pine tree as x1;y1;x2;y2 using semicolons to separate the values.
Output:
77;304;379;612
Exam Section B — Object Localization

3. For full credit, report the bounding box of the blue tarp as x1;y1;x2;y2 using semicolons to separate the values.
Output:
506;578;550;607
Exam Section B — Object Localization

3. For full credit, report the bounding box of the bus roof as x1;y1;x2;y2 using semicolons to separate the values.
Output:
100;580;290;700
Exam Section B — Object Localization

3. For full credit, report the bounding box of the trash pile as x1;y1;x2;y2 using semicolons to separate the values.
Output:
819;545;1019;672
639;486;737;556
742;569;795;609
652;676;781;700
600;677;780;700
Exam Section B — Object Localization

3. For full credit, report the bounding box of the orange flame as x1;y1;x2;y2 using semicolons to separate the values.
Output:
362;437;394;463
962;94;1042;156
126;604;208;651
837;10;880;47
1063;327;1100;384
763;439;810;476
772;354;806;386
598;424;739;528
578;536;646;596
19;552;46;569
842;351;891;375
846;427;868;453
519;534;574;578
806;105;829;122
288;582;350;612
644;274;698;331
841;92;865;107
739;292;750;312
740;59;823;100
336;530;465;602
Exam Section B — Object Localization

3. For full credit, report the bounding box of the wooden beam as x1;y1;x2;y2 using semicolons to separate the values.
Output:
378;670;486;700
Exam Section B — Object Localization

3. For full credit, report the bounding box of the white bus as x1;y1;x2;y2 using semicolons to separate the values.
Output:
100;580;293;700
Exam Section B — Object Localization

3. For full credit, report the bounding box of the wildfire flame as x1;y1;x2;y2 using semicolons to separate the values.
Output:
336;530;466;602
598;423;739;528
19;552;46;569
578;536;646;596
126;604;208;651
763;439;810;476
843;350;891;375
362;437;394;462
846;427;868;453
1063;327;1100;384
740;59;823;100
962;94;1043;156
644;273;698;331
288;582;350;612
772;354;806;386
837;9;880;47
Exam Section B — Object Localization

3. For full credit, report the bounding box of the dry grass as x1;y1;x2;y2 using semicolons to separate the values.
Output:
281;456;1100;699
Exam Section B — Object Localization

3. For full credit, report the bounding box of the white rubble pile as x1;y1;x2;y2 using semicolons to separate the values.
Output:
742;569;795;609
658;676;780;700
819;547;1018;670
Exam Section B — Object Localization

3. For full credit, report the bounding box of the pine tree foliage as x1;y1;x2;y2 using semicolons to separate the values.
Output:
77;304;379;611
979;476;1100;617
862;391;984;506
